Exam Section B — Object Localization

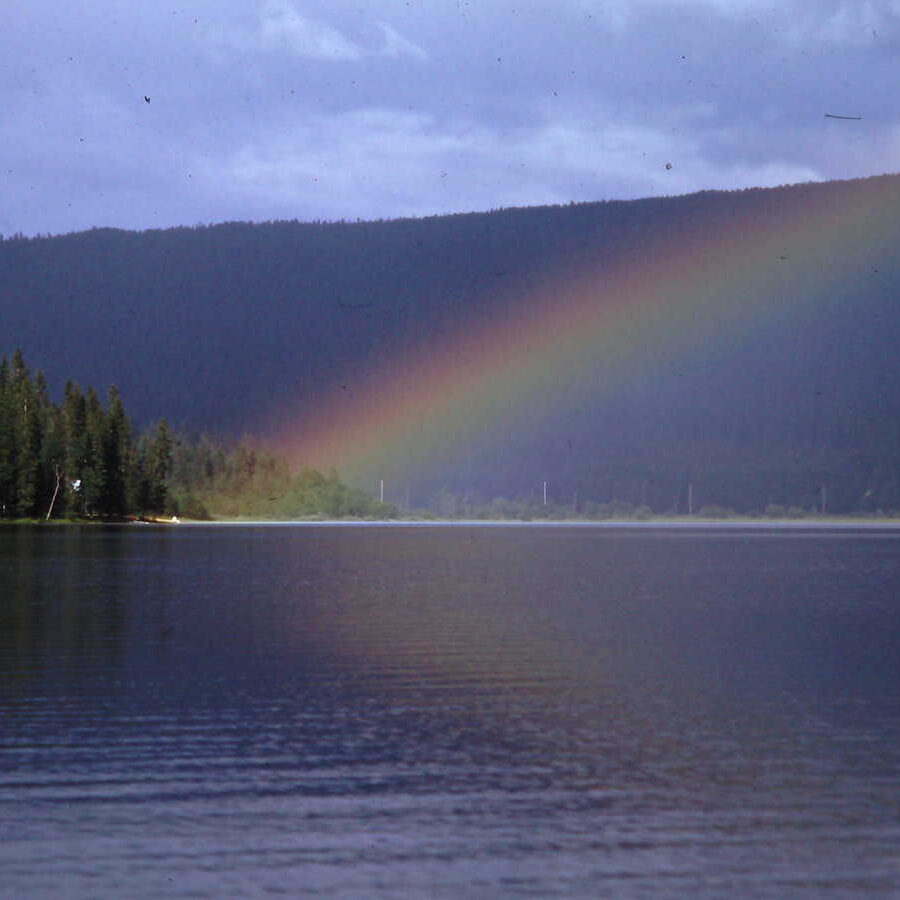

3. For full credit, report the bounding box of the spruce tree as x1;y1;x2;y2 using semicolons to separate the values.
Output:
130;443;151;516
62;381;87;515
102;386;130;518
81;388;107;516
148;419;173;514
33;370;66;518
12;356;43;517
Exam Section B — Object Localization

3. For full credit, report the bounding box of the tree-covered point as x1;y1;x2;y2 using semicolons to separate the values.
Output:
167;438;397;520
0;350;397;521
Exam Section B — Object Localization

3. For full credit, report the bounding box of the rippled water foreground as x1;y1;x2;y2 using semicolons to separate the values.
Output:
2;523;900;897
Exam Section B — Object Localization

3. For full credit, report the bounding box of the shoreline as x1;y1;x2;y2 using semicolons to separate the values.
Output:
6;516;900;529
161;516;900;528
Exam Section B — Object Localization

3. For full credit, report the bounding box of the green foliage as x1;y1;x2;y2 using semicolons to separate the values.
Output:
168;490;210;521
0;358;15;516
102;386;130;518
0;351;392;522
167;447;397;520
424;492;660;521
697;505;734;519
147;419;173;514
5;350;898;524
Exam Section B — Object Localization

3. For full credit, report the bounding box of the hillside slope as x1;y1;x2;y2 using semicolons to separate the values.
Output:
3;174;900;512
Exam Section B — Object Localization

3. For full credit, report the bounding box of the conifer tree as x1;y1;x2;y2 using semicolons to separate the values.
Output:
39;402;65;519
0;349;376;521
62;381;87;515
148;419;173;514
129;442;151;516
0;357;15;515
13;356;43;517
81;388;107;516
102;386;130;517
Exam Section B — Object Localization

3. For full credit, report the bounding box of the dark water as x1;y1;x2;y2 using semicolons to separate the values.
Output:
2;523;900;898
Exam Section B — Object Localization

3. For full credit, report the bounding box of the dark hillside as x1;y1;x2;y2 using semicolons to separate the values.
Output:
3;175;900;512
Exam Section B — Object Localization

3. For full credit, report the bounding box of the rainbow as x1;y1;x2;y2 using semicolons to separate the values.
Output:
270;175;900;489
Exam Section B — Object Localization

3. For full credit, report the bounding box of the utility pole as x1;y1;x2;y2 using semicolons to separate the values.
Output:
821;484;827;516
688;483;693;516
379;479;384;503
543;481;548;505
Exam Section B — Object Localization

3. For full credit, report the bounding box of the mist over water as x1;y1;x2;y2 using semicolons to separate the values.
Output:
2;524;900;897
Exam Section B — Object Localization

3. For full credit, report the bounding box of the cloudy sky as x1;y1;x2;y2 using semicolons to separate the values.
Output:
3;0;897;237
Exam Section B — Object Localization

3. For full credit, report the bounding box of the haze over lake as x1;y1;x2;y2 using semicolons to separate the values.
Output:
2;523;899;897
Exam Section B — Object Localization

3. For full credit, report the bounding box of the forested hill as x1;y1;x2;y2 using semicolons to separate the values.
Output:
3;173;900;513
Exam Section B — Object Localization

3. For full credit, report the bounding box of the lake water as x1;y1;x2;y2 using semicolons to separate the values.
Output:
2;523;900;898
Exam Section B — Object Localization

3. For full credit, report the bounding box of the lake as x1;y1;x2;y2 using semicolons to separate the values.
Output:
2;523;900;897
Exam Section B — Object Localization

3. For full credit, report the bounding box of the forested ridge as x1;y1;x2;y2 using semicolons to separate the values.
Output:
0;350;397;521
4;174;900;513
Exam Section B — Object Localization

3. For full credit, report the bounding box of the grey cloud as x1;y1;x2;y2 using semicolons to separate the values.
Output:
211;1;429;63
0;0;896;236
259;3;365;61
377;23;429;62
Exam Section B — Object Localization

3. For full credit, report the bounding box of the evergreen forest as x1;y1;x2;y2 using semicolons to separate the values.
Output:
0;350;397;521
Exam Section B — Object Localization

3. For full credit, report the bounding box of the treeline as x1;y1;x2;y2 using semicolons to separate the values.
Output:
0;349;172;519
420;490;890;521
0;350;397;521
167;437;398;520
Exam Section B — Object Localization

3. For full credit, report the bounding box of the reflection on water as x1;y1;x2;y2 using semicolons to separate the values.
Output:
1;524;900;897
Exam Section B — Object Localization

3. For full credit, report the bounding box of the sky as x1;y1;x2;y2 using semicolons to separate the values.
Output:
2;0;898;237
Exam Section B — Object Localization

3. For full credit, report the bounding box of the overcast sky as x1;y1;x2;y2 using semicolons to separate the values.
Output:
2;0;897;237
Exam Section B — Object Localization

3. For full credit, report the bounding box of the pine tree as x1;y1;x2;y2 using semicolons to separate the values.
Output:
81;388;107;516
32;370;66;519
148;419;173;514
0;357;15;516
102;386;130;518
130;442;151;516
12;354;43;517
62;381;87;515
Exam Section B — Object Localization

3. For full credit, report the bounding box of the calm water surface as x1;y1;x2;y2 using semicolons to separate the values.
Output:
2;523;900;897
